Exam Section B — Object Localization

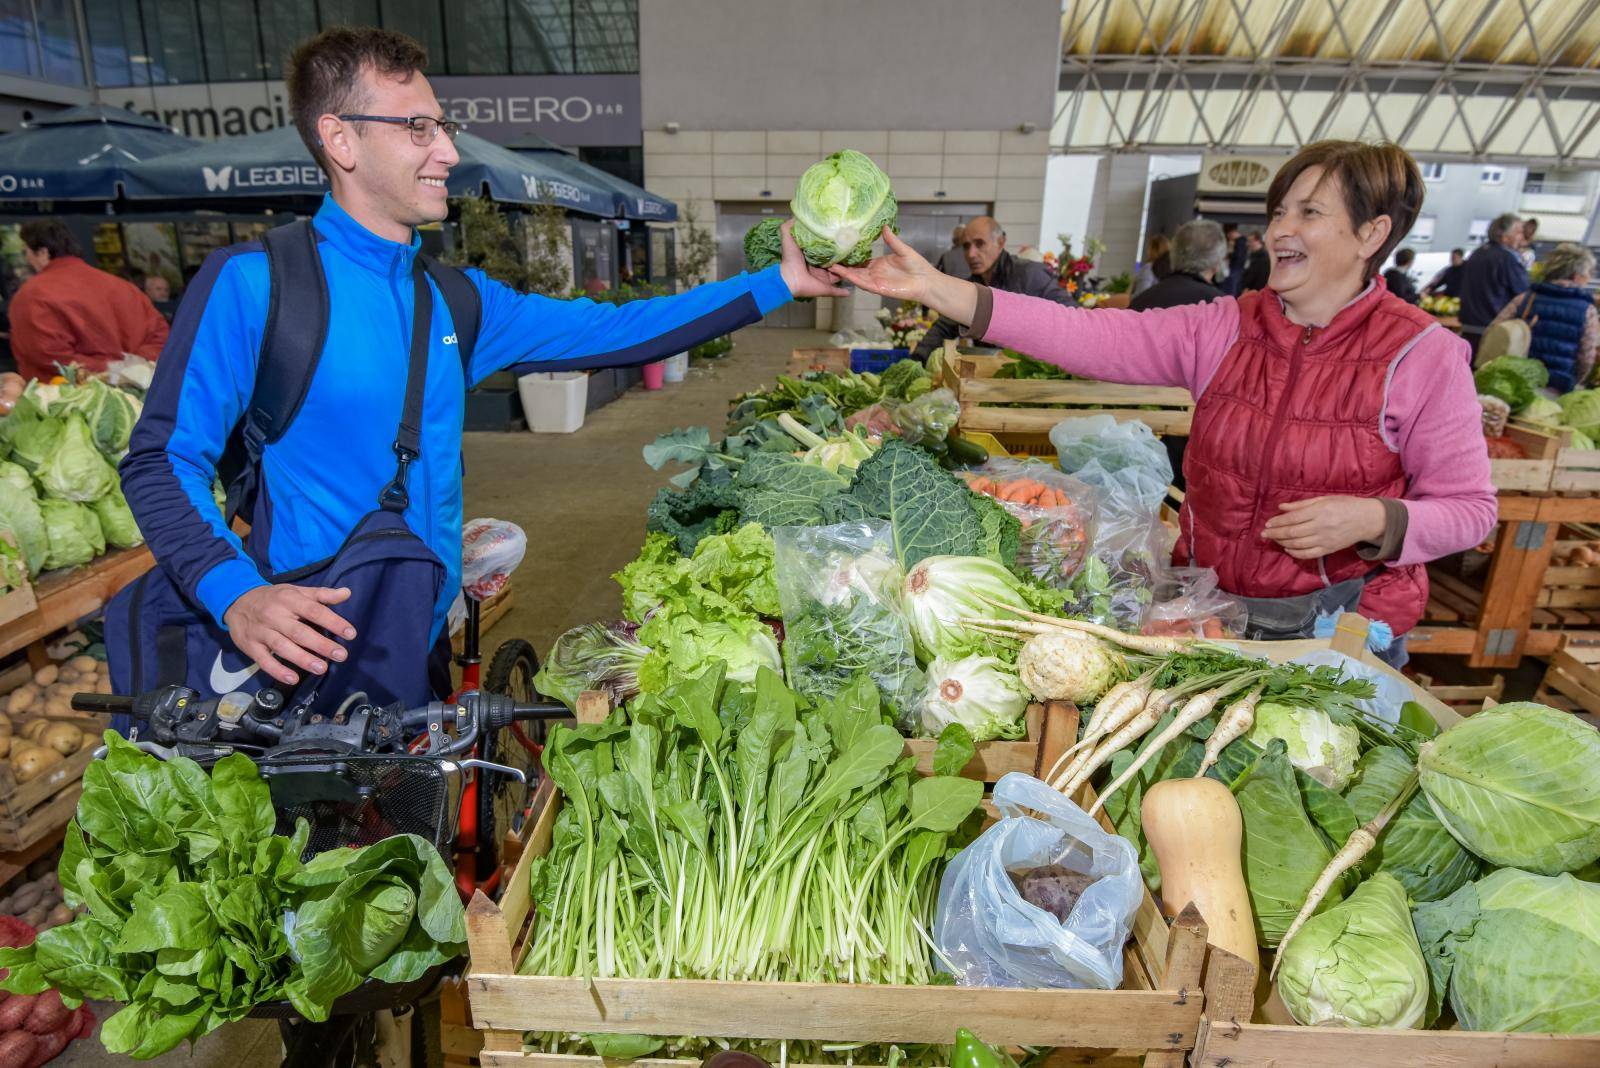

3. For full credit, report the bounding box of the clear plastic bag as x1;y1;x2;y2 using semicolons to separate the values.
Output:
1050;415;1173;515
934;772;1143;990
773;521;925;730
1143;567;1247;639
891;387;959;449
959;459;1099;586
462;518;527;600
1062;507;1167;630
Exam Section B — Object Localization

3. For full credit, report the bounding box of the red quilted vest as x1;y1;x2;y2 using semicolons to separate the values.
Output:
1175;282;1439;635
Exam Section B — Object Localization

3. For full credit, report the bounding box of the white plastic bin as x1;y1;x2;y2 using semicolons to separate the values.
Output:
518;372;587;433
663;352;689;383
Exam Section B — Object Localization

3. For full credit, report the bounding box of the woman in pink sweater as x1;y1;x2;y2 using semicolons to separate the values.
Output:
834;141;1494;663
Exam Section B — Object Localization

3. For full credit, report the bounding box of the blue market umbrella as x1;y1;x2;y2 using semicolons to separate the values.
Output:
122;124;617;216
507;133;677;222
0;105;199;201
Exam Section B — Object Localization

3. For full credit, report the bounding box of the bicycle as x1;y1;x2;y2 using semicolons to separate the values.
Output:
72;677;571;1067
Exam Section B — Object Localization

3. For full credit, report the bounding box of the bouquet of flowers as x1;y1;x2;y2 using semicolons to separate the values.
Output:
1044;233;1108;307
877;300;937;351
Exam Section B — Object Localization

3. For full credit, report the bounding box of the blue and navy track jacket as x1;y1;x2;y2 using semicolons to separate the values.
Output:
121;194;793;642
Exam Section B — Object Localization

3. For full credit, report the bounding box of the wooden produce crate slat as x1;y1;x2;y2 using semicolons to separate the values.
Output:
959;379;1194;408
0;782;82;852
1193;1020;1600;1068
0;743;93;820
467;977;1200;1049
0;547;153;661
960;406;1193;437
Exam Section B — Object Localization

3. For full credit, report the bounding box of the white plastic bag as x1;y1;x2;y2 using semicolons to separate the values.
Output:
462;518;526;601
934;773;1142;990
1288;650;1409;727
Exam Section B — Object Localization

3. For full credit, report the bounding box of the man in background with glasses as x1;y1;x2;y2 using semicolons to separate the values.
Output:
115;26;843;693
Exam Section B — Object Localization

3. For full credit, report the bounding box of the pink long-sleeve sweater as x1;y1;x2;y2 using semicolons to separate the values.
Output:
980;288;1497;568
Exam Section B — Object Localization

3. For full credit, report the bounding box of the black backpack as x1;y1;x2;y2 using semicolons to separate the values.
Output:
218;218;482;525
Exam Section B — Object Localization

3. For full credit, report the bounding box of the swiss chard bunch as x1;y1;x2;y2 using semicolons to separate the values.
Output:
521;666;984;1009
0;734;464;1060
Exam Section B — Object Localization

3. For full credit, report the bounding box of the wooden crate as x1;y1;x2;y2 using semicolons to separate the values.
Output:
1489;424;1562;493
0;546;152;662
459;684;1205;1068
1191;614;1600;1066
0;743;91;852
1535;646;1600;726
1411;672;1504;715
938;346;1193;455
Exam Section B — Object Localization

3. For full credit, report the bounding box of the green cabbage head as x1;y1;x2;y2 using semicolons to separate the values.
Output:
92;486;144;549
36;413;116;503
1248;700;1361;791
1413;868;1600;1033
1560;388;1600;440
1419;701;1600;874
40;498;103;569
1342;746;1479;902
1276;873;1429;1029
790;150;898;267
0;478;46;577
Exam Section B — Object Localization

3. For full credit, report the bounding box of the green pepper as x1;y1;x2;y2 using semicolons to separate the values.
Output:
952;1028;1020;1068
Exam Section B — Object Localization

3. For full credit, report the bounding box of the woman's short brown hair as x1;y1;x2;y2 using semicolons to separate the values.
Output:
1266;140;1424;281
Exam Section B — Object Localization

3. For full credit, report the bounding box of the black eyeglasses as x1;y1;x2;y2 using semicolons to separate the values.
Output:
338;114;461;145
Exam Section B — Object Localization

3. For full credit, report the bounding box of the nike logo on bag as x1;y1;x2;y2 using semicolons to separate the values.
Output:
210;652;260;693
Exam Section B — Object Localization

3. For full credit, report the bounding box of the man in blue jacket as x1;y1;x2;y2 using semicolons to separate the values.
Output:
110;27;842;689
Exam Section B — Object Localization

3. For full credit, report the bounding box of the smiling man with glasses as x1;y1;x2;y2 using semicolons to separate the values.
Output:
106;26;844;708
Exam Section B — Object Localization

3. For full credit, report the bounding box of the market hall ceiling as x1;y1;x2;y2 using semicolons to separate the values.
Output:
1054;0;1600;165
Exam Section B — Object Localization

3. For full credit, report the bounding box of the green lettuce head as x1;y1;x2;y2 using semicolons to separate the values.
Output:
2;399;63;474
36;413;116;503
1276;873;1429;1029
1419;701;1600;874
790;150;898;267
40;498;102;569
1414;868;1600;1033
1248;700;1361;791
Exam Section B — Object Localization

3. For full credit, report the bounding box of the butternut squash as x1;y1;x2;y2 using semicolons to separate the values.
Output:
1142;777;1259;975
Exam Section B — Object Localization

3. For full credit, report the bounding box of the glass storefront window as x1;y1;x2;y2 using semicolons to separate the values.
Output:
35;0;84;85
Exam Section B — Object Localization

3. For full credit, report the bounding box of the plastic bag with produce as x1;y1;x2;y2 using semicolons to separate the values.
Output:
959;458;1098;586
1142;567;1246;639
1049;415;1172;514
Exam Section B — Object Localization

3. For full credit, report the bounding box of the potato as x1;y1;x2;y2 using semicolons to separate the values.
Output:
8;883;41;913
10;746;59;783
40;724;80;757
42;700;71;720
18;904;46;929
0;737;11;760
30;665;56;688
4;687;35;716
67;656;96;675
44;904;71;928
0;714;10;738
95;678;112;695
20;720;47;742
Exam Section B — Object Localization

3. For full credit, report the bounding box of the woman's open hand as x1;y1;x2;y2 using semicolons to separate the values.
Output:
1261;496;1388;560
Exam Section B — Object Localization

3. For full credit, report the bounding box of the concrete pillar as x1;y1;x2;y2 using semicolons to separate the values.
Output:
1084;153;1150;279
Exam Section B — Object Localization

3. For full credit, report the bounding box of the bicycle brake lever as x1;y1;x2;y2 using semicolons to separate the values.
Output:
93;739;178;760
456;758;527;784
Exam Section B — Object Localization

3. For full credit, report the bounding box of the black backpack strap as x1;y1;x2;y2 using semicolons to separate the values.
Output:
222;219;329;525
421;255;481;370
251;220;330;449
379;259;433;514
